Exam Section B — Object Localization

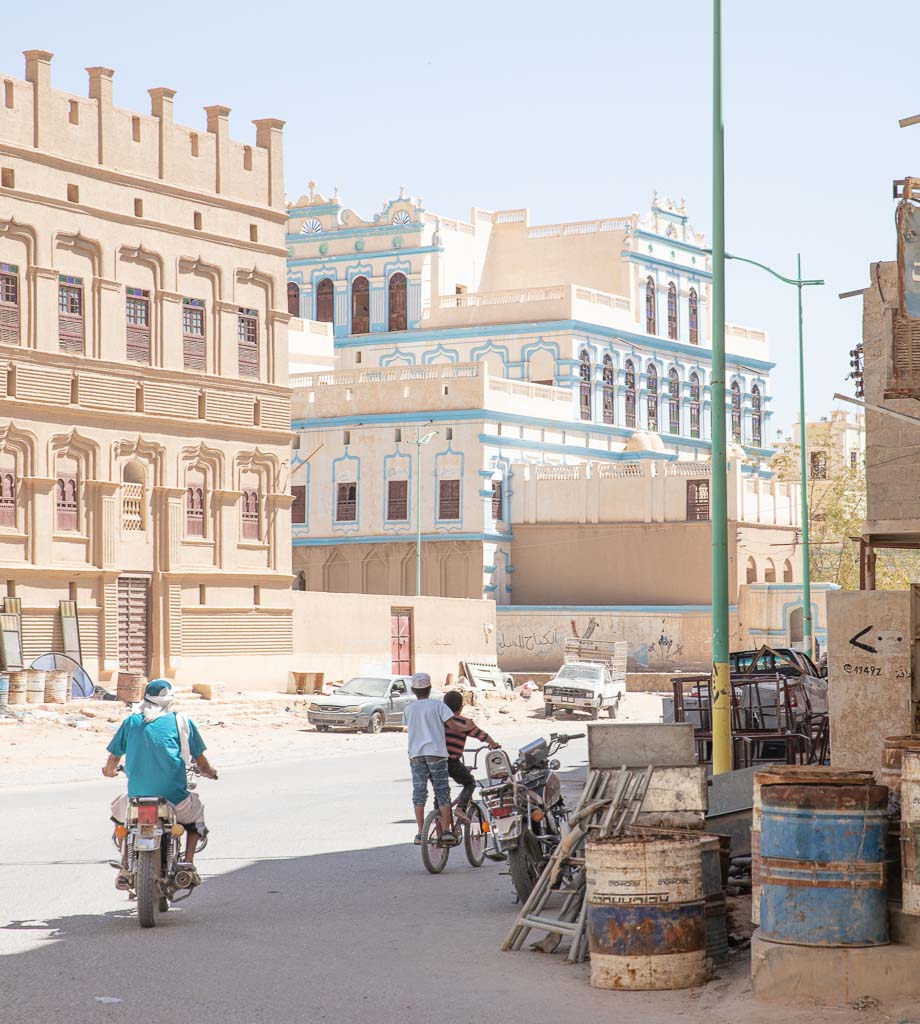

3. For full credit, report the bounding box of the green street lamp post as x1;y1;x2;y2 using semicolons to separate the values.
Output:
414;426;438;597
723;251;824;660
711;0;731;775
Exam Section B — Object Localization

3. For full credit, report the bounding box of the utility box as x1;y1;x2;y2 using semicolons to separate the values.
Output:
827;589;911;778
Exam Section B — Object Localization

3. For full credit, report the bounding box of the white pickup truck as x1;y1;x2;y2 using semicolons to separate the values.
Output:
542;638;627;720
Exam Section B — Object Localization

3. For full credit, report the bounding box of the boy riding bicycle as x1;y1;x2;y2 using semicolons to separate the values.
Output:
442;690;499;822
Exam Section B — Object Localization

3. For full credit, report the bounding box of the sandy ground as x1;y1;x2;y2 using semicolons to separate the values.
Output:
0;687;666;787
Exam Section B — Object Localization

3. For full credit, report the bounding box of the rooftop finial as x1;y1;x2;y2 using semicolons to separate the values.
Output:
652;189;659;207
308;179;316;199
399;184;406;199
332;185;340;202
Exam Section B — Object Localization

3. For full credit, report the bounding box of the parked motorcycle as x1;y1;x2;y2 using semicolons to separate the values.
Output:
478;732;583;901
110;767;215;928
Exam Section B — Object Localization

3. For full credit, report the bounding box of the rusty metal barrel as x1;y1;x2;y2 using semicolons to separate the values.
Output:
44;670;69;704
25;670;46;704
117;672;146;704
752;765;875;925
586;832;706;990
7;671;26;705
880;736;920;903
899;751;920;914
760;783;889;947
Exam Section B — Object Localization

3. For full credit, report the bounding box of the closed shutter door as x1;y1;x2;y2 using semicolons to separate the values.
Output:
126;324;150;364
291;484;306;524
0;302;19;345
117;576;149;674
391;610;412;676
59;313;84;353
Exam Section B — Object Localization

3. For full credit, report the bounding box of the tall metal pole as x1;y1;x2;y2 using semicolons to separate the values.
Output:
796;253;813;658
710;0;732;776
416;426;423;597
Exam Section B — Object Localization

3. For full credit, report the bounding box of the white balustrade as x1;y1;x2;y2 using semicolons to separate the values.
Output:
439;286;566;310
596;463;642;479
574;287;631;312
664;462;712;477
528;217;633;239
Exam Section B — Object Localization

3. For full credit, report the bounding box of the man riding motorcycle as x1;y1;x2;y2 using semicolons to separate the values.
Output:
102;679;217;889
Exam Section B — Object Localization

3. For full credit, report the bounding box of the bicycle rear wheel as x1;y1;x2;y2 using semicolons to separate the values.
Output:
463;807;487;867
420;808;450;874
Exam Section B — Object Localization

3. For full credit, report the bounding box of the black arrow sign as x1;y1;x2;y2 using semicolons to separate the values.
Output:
849;625;877;654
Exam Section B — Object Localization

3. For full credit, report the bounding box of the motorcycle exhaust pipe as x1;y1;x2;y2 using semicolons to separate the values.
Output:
173;867;194;890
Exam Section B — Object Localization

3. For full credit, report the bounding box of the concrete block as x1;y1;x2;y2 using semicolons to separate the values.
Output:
587;721;695;769
751;932;919;1004
889;904;920;946
641;765;708;814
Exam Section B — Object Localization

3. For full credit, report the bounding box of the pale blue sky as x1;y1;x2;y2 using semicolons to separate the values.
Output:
2;1;911;435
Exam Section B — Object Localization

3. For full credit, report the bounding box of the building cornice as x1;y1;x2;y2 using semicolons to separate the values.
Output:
1;184;287;257
0;140;288;223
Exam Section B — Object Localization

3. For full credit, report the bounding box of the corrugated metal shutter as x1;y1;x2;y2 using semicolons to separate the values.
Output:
117;576;149;674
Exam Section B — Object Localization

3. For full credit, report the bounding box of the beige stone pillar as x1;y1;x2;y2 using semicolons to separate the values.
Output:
101;574;120;679
148;87;176;180
253;118;286;209
24;50;53;150
94;278;122;363
269;493;295;574
158;291;183;372
216;302;238;379
213;489;242;570
158;488;185;571
87;481;119;569
205;105;231;195
28;267;58;353
87;66;114;164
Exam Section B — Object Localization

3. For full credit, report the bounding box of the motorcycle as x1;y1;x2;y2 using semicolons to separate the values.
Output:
478;731;584;901
110;766;215;928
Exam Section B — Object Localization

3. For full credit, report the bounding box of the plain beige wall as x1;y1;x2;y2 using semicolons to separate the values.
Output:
509;522;724;606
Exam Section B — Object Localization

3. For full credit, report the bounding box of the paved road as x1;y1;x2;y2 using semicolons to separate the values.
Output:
0;724;769;1024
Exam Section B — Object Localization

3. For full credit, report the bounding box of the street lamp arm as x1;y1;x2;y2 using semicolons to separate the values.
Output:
700;248;823;287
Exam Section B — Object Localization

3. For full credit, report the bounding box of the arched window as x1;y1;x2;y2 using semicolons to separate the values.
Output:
316;277;334;324
351;276;370;334
286;281;300;317
645;276;657;335
0;452;16;529
624;360;637;429
602;354;614;425
667;282;678;340
731;381;742;443
241;475;261;541
529;348;555;385
689;287;699;345
122;461;145;532
751;384;762;447
668;368;680;435
789;606;804;647
689;372;701;439
646;364;658;432
746;556;757;584
783;559;794;583
764;558;777;584
579;349;592;421
186;468;206;538
55;455;79;532
388;272;408;332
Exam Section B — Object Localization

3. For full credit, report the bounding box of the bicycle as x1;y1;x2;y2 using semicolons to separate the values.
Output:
420;746;503;874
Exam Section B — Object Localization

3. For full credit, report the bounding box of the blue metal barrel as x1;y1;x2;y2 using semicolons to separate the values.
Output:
760;783;888;947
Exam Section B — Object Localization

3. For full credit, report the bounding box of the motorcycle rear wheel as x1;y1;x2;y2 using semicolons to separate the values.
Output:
420;809;450;874
137;850;160;928
508;829;544;902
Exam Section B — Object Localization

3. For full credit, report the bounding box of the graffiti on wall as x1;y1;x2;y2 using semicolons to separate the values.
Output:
497;626;565;657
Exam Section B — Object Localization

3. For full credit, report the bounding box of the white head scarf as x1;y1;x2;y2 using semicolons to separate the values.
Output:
139;679;175;723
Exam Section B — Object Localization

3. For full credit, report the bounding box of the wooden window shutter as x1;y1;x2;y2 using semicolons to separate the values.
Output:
291;484;307;524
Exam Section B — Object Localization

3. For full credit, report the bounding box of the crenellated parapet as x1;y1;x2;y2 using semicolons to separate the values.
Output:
0;51;284;211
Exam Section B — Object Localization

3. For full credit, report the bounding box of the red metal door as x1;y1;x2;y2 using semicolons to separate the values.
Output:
391;609;413;676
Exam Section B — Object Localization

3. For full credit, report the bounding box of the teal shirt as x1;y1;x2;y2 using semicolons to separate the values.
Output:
107;713;206;805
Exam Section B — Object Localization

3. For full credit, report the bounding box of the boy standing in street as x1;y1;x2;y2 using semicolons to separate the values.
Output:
403;672;458;846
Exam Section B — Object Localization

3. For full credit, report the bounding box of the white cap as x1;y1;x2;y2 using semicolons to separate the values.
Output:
410;672;431;691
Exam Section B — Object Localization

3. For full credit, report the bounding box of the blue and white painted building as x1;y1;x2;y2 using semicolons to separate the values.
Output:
286;187;823;669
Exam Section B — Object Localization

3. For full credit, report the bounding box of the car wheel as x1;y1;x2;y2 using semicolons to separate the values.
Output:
315;724;330;733
366;711;384;734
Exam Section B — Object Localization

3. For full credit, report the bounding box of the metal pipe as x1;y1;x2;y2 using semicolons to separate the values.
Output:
796;254;813;659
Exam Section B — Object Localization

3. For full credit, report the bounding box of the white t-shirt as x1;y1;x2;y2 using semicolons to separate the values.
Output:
404;698;454;759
